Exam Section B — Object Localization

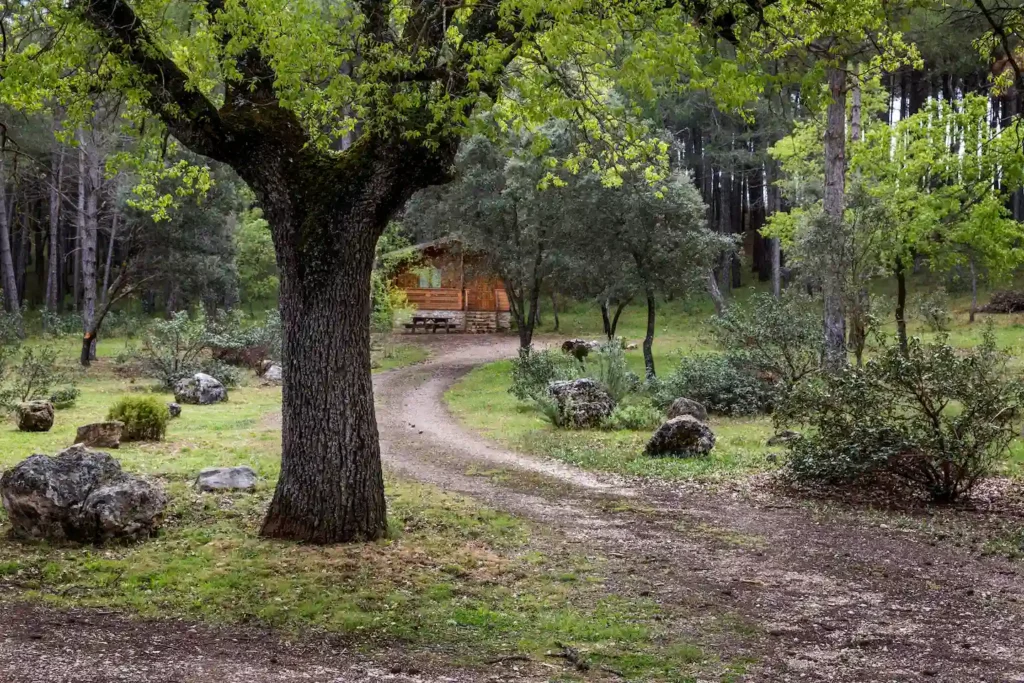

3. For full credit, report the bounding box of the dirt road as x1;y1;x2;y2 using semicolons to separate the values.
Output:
376;336;1024;682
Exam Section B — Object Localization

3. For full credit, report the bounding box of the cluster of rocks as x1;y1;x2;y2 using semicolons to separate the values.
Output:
0;445;260;545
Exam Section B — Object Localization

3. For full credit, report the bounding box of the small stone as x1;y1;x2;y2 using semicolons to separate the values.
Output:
666;397;708;422
196;466;258;492
74;422;124;449
16;401;54;432
167;403;182;418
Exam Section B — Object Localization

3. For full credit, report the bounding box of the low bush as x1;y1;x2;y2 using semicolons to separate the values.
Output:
779;330;1024;503
710;291;822;390
509;348;581;401
107;395;169;441
601;398;664;431
589;343;641;403
914;288;951;332
654;354;777;416
49;386;81;410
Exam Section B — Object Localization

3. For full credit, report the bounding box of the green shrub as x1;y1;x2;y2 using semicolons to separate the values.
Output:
509;348;581;401
108;396;170;442
198;358;242;388
588;343;640;403
654;354;776;416
710;291;822;390
49;386;81;410
0;345;75;410
914;288;952;332
779;330;1024;503
601;398;663;431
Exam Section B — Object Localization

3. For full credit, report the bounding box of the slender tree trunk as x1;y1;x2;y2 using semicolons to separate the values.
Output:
706;269;727;315
600;300;612;339
80;142;100;366
74;142;84;313
822;65;848;370
0;159;23;323
969;256;978;323
642;287;657;379
895;258;909;353
100;213;118;311
609;299;629;339
550;292;559;333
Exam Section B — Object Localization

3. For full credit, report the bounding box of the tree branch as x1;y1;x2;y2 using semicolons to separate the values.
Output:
72;0;233;161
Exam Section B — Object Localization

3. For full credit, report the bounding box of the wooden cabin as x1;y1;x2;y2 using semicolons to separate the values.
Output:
390;239;511;333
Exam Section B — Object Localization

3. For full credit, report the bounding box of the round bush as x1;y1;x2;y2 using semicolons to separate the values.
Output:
107;396;169;442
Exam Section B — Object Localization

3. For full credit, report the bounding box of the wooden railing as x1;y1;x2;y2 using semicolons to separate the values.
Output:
404;288;463;311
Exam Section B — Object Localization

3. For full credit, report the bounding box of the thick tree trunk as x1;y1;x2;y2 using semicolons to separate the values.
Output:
610;299;629;340
895;258;909;353
261;232;387;543
822;65;848;370
642;288;656;379
550;292;559;333
600;300;612;339
80;144;100;366
0;159;22;321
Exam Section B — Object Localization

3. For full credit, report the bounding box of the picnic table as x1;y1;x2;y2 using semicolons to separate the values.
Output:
405;315;458;333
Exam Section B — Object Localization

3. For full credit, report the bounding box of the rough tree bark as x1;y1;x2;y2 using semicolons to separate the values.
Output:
80;139;100;365
100;212;118;311
822;65;848;370
706;270;727;315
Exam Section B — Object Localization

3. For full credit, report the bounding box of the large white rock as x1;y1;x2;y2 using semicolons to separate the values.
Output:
174;373;228;405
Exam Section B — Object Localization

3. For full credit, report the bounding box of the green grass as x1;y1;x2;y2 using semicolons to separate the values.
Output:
0;338;725;681
447;359;777;482
451;280;1024;482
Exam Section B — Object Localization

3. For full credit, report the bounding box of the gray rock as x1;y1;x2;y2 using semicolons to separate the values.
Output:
262;364;283;385
174;373;228;405
258;359;276;377
548;378;615;428
16;401;54;433
667;397;708;423
645;416;716;458
167;402;182;418
0;445;166;543
196;466;257;492
75;422;124;449
766;430;802;447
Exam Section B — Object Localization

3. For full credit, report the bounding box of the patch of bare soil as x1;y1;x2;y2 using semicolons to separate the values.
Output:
0;602;509;683
375;335;1024;682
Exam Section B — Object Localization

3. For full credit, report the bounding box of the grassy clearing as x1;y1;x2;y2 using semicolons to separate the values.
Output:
0;341;730;681
446;359;777;482
450;287;1024;482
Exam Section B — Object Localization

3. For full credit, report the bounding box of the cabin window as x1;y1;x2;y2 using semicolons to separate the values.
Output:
418;267;442;289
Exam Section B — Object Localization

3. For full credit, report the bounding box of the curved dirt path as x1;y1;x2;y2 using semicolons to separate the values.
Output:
377;335;1024;682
